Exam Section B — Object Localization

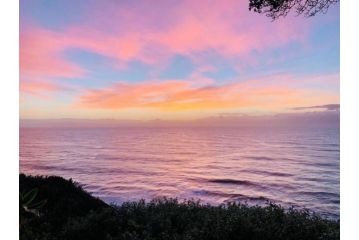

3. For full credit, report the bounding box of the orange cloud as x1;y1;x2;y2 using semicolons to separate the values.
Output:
75;77;338;113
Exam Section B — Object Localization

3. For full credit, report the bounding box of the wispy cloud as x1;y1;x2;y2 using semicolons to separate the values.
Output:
20;0;310;81
291;104;340;111
75;76;338;113
20;80;67;99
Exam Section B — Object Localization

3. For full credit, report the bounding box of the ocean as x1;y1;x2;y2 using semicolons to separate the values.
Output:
20;126;340;219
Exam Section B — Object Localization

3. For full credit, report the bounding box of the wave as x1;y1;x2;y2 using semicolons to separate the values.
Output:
193;177;296;190
308;162;339;168
244;156;274;161
294;191;339;199
313;148;340;153
208;178;260;187
241;169;293;177
192;190;270;202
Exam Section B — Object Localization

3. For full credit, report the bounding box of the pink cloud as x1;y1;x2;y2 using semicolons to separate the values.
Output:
20;0;310;78
20;28;85;79
20;80;67;99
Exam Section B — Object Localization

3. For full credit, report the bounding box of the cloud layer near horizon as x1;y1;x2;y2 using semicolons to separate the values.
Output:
76;75;338;112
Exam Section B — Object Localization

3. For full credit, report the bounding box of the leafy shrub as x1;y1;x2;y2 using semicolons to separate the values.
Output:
20;174;339;240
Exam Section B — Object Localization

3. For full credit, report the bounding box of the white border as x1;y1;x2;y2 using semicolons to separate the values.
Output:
341;0;359;239
1;0;358;239
0;0;19;238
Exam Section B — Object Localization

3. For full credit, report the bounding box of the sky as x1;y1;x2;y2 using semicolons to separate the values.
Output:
20;0;340;120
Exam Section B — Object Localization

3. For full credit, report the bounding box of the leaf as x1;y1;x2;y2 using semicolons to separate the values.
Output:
22;188;38;205
24;207;40;217
28;199;47;209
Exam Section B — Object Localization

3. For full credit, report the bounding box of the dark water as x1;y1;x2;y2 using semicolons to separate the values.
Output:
20;127;340;219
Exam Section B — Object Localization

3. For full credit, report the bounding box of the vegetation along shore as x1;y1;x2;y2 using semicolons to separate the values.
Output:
20;174;339;240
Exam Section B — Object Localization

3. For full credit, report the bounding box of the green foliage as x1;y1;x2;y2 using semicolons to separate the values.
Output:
20;174;339;240
20;188;47;216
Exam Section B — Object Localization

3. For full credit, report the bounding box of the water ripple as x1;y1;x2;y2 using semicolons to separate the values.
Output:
20;127;340;219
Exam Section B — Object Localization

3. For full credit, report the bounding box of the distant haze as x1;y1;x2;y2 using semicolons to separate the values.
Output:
20;110;339;129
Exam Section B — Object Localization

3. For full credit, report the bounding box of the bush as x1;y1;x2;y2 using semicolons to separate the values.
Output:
20;174;339;240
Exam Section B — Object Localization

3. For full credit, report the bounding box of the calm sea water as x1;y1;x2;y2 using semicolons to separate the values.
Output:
20;127;340;219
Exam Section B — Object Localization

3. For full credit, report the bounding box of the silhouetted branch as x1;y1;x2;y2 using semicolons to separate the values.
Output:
249;0;339;19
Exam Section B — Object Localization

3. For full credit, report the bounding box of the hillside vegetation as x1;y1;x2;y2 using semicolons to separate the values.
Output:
20;174;339;240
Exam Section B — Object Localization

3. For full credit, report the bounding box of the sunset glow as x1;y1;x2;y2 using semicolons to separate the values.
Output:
20;0;339;120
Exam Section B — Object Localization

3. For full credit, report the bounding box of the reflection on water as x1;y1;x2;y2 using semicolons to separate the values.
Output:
20;127;340;219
